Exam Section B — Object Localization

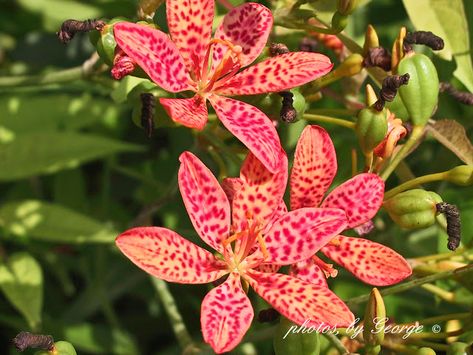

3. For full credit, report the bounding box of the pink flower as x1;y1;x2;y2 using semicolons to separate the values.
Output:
289;125;412;286
116;151;354;353
112;1;333;173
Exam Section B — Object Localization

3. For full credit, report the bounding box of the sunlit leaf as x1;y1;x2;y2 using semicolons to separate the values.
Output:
0;200;117;243
427;119;473;165
0;131;143;181
0;252;43;329
403;0;473;92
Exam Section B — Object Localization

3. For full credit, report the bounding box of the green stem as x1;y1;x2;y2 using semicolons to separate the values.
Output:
324;332;348;354
421;283;455;302
380;125;425;181
304;113;355;129
406;340;449;351
345;263;473;306
150;277;194;350
384;172;447;200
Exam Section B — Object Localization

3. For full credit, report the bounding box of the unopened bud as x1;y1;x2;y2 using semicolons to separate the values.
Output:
391;27;407;73
363;24;379;55
363;288;385;350
445;165;473;186
337;0;359;16
383;189;443;229
417;347;436;355
334;53;364;77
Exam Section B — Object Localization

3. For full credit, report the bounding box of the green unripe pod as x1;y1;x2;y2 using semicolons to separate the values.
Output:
386;93;409;121
35;341;77;355
416;348;437;355
397;53;439;126
331;11;348;33
292;89;307;121
273;317;320;355
445;165;473;186
355;107;388;155
447;342;471;355
96;26;117;66
383;189;443;229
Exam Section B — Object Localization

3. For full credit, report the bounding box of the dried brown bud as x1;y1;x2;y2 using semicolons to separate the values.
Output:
12;332;54;352
436;203;461;251
57;19;105;44
440;82;473;105
140;93;155;138
363;47;392;71
373;74;410;111
269;43;289;57
403;31;444;52
258;308;280;323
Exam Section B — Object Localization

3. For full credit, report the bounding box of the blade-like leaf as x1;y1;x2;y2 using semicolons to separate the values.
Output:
0;200;118;243
403;0;473;92
0;131;143;181
0;252;43;329
427;119;473;165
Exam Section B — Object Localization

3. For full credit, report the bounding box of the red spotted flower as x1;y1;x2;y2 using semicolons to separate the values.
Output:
289;125;412;286
111;1;333;173
116;151;354;353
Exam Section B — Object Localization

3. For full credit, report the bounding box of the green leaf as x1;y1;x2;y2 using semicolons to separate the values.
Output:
0;252;43;329
0;131;143;181
0;200;118;244
403;0;473;92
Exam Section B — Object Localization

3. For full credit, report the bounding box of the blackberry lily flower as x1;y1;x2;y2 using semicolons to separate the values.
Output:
289;125;412;286
112;1;333;173
116;151;354;353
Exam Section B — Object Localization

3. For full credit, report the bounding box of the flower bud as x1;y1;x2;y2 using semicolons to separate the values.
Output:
417;347;437;355
391;27;407;73
337;0;359;16
334;53;364;77
383;189;443;229
445;165;473;186
355;106;388;155
363;288;385;351
363;25;379;55
331;11;348;33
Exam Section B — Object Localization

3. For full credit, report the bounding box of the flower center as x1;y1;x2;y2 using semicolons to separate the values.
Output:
198;39;243;95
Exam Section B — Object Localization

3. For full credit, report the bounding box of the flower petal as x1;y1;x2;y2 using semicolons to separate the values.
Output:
212;3;272;71
322;173;385;229
215;52;333;95
179;152;231;253
166;0;214;75
290;125;337;210
201;273;253;354
247;270;354;327
160;95;208;130
322;236;412;286
208;95;284;174
113;22;193;92
116;227;228;283
221;177;244;205
232;152;288;233
250;208;347;265
289;260;328;287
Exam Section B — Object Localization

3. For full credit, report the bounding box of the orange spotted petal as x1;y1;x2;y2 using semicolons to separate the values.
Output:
290;125;337;210
289;260;328;287
113;22;194;92
178;152;231;253
321;236;412;286
160;96;208;130
250;208;347;265
221;177;244;205
215;52;333;95
232;153;288;232
116;227;228;284
322;173;384;229
201;273;253;354
211;2;273;73
208;95;284;174
166;0;214;75
246;270;354;327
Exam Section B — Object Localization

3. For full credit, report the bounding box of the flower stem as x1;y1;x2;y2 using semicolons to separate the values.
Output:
421;283;455;302
380;125;425;181
384;171;447;200
304;113;355;129
345;263;473;306
150;277;194;350
324;332;348;354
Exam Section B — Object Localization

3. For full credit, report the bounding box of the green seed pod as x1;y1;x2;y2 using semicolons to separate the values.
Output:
35;341;77;355
447;342;471;355
416;347;437;355
273;317;320;355
292;89;307;121
363;288;385;353
383;189;443;229
331;11;348;33
355;107;388;155
445;165;473;186
386;93;409;121
397;53;439;126
96;26;117;66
